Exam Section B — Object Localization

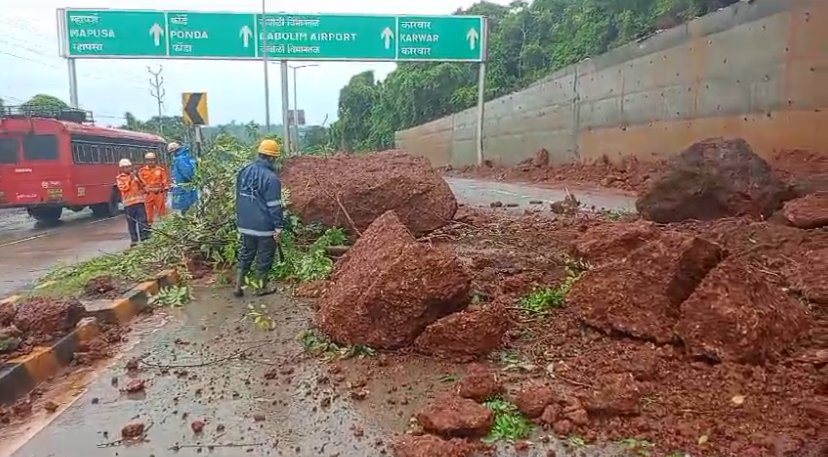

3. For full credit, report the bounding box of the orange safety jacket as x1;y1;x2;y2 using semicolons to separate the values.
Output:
138;165;170;193
116;172;145;207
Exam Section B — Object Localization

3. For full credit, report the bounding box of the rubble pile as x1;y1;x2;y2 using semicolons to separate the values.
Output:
282;150;458;236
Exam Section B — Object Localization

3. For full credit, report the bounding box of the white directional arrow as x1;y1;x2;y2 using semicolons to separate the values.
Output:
239;25;253;48
381;27;394;50
149;23;164;47
466;28;479;50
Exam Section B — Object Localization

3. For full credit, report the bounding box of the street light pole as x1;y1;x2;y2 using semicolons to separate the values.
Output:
289;64;317;154
261;0;271;132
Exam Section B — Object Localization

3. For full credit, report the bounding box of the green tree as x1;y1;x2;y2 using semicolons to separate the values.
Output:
21;94;70;111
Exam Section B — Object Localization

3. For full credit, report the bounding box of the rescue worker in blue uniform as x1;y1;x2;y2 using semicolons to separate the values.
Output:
233;139;284;297
167;142;198;214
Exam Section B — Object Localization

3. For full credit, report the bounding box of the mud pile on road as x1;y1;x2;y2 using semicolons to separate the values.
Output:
636;137;790;223
387;206;827;456
317;211;479;350
282;150;458;236
1;297;85;361
444;153;660;193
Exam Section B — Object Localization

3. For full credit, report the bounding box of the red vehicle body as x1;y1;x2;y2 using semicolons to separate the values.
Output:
0;110;166;224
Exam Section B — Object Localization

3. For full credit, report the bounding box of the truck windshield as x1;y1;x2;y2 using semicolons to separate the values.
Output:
22;134;59;161
0;137;18;163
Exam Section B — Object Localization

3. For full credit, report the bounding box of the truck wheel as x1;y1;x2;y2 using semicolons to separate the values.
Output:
91;191;120;218
27;206;63;226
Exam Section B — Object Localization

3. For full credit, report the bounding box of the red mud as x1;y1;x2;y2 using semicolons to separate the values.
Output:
11;297;84;345
282;151;458;236
391;435;479;457
636;138;790;223
573;220;659;266
770;149;828;195
456;363;502;402
568;231;724;343
444;154;660;193
317;211;470;349
83;275;117;298
417;207;827;456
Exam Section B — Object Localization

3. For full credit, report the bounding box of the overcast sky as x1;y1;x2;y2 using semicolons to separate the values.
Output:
1;0;504;128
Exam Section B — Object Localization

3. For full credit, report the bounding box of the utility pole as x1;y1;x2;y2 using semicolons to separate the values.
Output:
147;65;165;134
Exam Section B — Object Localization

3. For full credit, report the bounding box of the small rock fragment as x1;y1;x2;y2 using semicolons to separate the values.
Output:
191;418;206;433
121;420;145;439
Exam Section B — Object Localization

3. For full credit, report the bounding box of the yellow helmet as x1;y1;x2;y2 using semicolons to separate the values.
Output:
258;139;280;157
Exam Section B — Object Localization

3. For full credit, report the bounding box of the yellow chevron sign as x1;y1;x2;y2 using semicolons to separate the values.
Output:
182;92;208;125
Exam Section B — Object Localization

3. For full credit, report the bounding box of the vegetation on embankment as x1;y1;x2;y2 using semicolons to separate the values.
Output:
330;0;738;151
34;134;345;298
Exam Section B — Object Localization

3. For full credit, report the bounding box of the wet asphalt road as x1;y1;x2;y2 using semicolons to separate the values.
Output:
2;287;624;457
0;179;635;298
0;177;638;457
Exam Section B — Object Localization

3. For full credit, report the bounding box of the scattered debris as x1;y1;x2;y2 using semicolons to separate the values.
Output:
12;297;84;344
120;379;146;393
514;383;557;418
121;420;145;439
391;435;479;457
456;363;502;402
83;275;118;298
43;401;59;413
191;418;206;433
585;372;643;417
636;138;789;222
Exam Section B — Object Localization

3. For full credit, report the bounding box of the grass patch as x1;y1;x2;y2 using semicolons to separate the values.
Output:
482;396;533;442
298;329;376;360
620;438;654;456
517;259;585;315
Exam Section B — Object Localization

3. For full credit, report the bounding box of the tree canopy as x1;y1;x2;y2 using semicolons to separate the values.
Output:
331;0;737;152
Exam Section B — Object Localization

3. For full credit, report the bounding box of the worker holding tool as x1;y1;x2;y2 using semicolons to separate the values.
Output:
168;141;198;214
138;151;169;225
116;158;150;246
233;138;284;297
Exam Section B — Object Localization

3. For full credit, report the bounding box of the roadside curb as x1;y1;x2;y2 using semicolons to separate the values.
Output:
0;269;180;406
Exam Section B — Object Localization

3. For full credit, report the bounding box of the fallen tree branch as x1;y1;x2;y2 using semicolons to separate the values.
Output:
171;442;267;450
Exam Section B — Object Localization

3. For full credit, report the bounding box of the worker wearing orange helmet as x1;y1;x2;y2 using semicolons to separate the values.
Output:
138;151;169;224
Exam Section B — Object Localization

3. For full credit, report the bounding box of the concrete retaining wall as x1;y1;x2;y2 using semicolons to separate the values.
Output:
395;0;828;167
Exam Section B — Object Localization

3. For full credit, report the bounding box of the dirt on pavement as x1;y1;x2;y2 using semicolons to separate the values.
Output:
282;150;458;236
8;297;84;346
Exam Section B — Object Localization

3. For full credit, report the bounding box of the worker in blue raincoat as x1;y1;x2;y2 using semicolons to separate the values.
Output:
233;139;284;297
167;142;198;213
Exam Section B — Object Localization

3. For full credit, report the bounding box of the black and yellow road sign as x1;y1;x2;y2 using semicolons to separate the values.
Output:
182;92;208;125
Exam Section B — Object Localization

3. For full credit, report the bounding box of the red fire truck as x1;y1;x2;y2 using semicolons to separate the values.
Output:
0;107;166;224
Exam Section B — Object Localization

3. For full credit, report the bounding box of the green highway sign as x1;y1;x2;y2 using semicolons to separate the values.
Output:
60;9;486;62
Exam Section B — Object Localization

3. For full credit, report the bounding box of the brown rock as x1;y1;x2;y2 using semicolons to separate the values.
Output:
574;221;659;266
565;408;589;426
456;363;502;401
782;192;828;229
317;211;471;349
191;418;205;433
121;420;145;439
539;404;561;426
0;302;15;326
83;275;116;297
677;259;812;364
532;148;550;168
414;305;507;359
585;373;642;417
121;379;146;393
637;138;788;223
416;396;494;438
568;231;723;343
12;297;84;344
281;151;458;236
391;435;478;457
515;384;556;418
43;401;59;413
552;419;573;436
253;414;266;422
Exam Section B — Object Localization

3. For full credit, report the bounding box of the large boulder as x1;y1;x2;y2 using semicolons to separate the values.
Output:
676;259;812;364
781;192;828;229
636;138;789;223
568;231;723;343
316;211;470;349
573;220;659;266
281;150;458;235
